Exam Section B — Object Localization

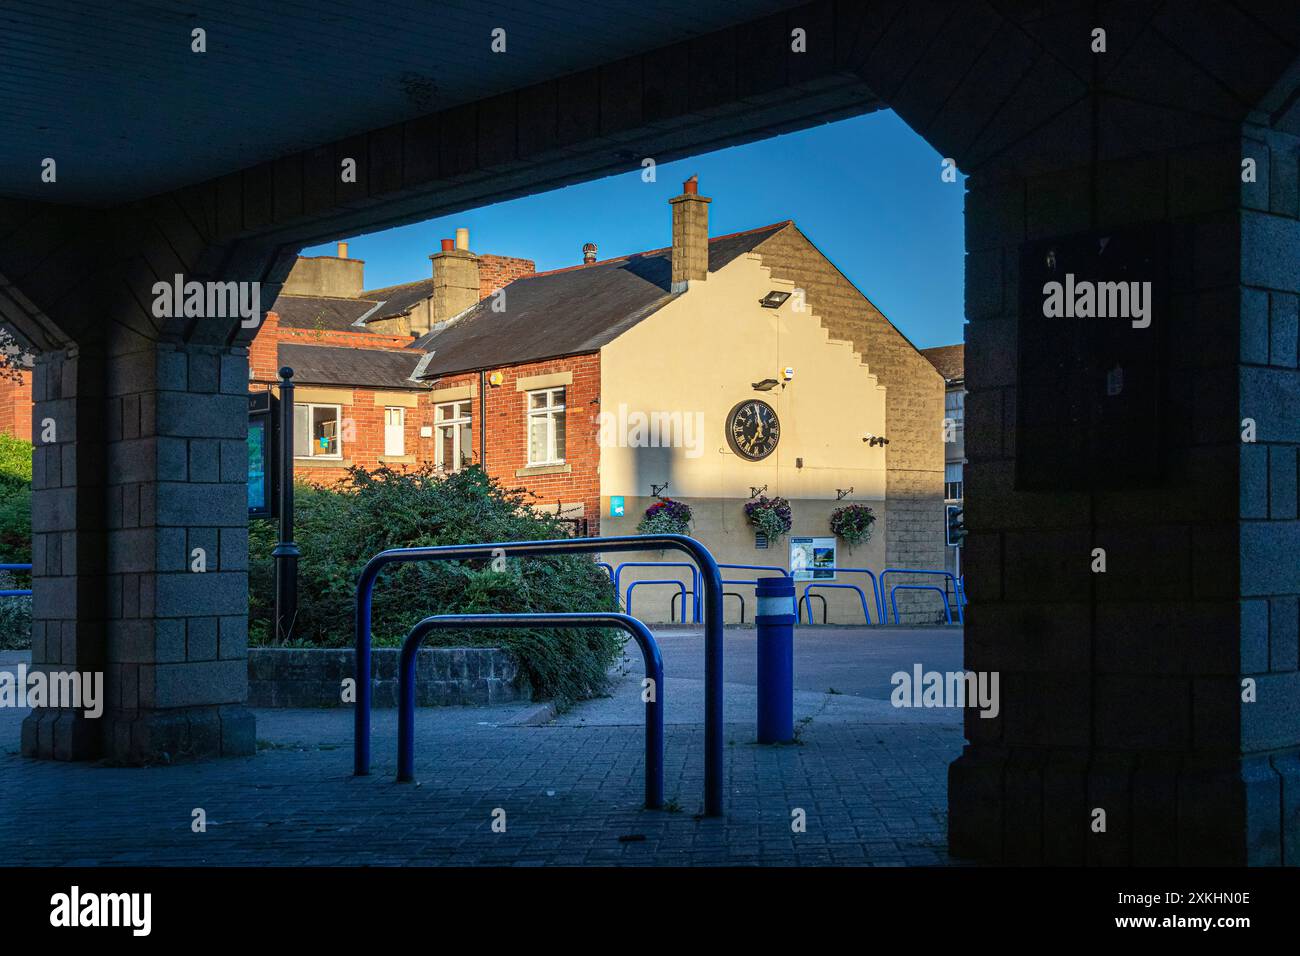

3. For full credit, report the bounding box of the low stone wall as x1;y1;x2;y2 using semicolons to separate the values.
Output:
248;647;529;708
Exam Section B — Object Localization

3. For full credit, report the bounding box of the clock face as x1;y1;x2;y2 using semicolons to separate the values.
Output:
725;399;780;461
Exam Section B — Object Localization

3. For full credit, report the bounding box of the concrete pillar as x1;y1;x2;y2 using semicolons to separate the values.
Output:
22;340;255;762
950;126;1300;864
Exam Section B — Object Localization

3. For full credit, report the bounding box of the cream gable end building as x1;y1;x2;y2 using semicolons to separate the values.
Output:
410;177;946;623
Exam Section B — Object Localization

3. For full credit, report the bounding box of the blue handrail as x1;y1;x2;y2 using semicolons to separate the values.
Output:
799;567;882;622
596;562;614;579
397;612;665;809
881;568;963;625
626;579;689;624
802;582;874;625
613;562;700;622
0;563;32;598
354;533;725;817
719;563;791;578
889;584;954;624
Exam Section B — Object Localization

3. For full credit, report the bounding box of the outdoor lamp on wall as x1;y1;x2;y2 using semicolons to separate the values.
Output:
759;290;791;309
751;378;779;391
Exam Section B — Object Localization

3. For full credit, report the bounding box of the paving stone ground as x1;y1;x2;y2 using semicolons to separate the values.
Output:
0;629;967;866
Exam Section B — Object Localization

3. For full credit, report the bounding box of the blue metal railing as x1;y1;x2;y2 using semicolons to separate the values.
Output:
801;582;874;625
881;568;963;624
613;562;700;622
0;563;32;598
626;579;689;624
398;612;665;809
354;533;725;817
889;583;954;624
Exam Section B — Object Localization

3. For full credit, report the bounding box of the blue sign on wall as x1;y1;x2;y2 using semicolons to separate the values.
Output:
609;496;625;518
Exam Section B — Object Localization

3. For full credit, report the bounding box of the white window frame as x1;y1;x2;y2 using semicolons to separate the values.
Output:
294;402;343;460
434;400;473;473
526;386;566;467
383;406;405;458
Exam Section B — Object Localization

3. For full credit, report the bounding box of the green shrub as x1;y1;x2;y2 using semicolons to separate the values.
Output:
0;571;31;650
0;435;31;564
249;465;621;707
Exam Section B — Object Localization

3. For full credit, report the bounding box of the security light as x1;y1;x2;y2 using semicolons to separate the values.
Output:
759;290;791;309
752;378;779;391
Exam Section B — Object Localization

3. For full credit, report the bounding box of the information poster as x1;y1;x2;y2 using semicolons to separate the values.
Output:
790;536;836;581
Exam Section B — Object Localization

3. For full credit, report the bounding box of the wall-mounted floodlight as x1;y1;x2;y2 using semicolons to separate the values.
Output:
752;378;779;391
759;291;791;309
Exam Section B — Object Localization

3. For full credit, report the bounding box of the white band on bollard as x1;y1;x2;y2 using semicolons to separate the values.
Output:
756;595;795;617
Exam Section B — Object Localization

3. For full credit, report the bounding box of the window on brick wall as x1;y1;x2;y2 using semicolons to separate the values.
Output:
294;403;341;459
384;406;405;457
435;400;472;472
527;387;566;466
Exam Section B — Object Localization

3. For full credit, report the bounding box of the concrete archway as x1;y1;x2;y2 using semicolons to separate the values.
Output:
1;1;1296;864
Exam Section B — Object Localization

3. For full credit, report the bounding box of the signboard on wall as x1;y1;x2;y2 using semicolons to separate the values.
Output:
790;536;836;581
248;391;277;519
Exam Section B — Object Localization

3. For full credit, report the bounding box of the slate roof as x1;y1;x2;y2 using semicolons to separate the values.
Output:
278;343;426;390
921;344;964;384
271;294;382;333
361;277;437;322
409;222;790;378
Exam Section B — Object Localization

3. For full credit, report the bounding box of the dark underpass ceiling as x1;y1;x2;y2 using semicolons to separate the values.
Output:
0;0;805;206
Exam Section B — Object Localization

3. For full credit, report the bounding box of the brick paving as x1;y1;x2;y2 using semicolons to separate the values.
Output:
0;632;965;866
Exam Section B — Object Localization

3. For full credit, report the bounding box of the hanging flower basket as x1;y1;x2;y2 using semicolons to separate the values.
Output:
744;495;793;542
636;497;693;536
829;503;876;549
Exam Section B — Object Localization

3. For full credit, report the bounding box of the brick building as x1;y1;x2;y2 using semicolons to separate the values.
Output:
0;178;946;621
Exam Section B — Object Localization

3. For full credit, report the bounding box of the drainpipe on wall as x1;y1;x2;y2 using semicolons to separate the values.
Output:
479;369;487;471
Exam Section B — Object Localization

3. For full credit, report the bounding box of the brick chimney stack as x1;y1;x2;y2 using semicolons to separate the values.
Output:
669;175;710;292
429;229;480;325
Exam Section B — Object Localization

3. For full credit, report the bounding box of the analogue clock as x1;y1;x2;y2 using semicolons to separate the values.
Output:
725;399;780;461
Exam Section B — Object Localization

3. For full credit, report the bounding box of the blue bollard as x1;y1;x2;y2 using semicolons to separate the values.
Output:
755;576;795;744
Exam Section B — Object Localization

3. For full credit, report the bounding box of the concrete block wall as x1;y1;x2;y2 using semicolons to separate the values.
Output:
95;342;255;761
950;127;1300;864
753;224;946;621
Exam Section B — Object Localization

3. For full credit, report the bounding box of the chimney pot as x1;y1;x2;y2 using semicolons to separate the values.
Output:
582;242;598;264
455;227;470;251
336;241;348;259
441;238;455;252
682;175;699;195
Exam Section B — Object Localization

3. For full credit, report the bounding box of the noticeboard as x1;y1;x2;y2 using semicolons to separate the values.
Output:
790;536;836;581
248;391;277;519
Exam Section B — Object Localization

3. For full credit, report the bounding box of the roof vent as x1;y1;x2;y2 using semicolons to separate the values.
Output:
582;242;598;264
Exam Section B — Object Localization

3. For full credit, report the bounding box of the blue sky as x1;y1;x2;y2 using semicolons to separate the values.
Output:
303;109;966;350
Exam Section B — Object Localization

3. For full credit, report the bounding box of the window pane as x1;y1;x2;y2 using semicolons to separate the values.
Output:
295;405;309;457
384;407;404;456
529;417;548;464
312;406;338;456
437;424;453;469
457;401;472;418
529;391;547;410
458;421;473;468
553;409;566;461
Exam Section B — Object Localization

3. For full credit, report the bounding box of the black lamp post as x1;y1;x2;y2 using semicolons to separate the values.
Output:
272;366;299;644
